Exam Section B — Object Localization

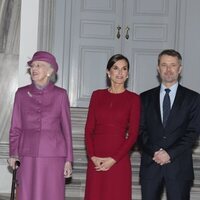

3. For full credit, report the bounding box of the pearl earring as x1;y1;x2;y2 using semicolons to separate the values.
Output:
47;73;50;77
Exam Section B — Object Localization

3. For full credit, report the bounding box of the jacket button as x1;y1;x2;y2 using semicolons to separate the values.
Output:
163;136;167;139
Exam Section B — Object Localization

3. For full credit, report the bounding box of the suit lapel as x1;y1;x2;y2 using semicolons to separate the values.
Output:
154;86;163;124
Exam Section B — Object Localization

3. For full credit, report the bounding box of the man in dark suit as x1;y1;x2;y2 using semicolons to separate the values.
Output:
139;49;200;200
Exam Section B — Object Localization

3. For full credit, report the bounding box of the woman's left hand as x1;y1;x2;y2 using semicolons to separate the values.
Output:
64;161;72;178
95;157;116;171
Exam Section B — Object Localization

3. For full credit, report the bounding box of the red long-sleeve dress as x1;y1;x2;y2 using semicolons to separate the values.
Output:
84;89;140;200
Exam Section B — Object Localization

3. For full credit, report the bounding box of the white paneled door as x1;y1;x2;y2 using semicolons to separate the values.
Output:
54;0;179;107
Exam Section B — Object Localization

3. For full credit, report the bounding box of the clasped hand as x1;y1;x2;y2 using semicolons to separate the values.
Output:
91;156;116;171
153;149;171;165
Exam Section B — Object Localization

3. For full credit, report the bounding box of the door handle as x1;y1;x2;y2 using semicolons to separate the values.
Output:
125;26;130;40
116;26;121;39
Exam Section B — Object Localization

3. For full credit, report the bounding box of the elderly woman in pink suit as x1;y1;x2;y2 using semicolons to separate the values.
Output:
8;51;73;200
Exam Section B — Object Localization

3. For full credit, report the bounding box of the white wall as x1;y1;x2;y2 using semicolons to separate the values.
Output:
0;0;40;193
18;0;40;87
181;0;200;93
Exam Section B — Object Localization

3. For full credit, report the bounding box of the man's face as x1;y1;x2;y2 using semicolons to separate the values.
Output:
157;55;182;86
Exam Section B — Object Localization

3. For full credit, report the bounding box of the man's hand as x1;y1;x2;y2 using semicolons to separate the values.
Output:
153;149;171;165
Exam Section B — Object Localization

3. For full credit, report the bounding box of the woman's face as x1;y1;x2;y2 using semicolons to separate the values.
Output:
30;60;53;86
107;59;128;86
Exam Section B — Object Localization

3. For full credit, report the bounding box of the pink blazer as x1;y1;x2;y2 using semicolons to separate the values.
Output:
9;83;73;162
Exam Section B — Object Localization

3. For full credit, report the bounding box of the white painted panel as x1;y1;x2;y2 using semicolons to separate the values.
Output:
134;0;168;15
180;0;200;93
124;0;178;94
82;0;115;11
52;0;72;89
131;50;160;93
76;47;113;106
68;0;123;106
53;0;180;106
80;20;115;39
133;23;167;41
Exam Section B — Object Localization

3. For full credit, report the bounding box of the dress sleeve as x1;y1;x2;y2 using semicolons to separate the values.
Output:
85;91;97;158
60;90;73;162
112;95;141;162
9;90;22;157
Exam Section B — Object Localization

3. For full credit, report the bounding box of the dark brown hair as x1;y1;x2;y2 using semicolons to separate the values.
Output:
106;54;129;87
158;49;182;65
107;54;129;71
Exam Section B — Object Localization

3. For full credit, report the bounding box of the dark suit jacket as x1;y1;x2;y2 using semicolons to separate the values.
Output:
139;84;200;181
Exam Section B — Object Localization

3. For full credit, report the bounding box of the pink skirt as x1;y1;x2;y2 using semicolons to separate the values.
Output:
16;157;66;200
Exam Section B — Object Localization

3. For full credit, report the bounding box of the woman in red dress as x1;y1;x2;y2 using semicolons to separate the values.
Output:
84;54;141;200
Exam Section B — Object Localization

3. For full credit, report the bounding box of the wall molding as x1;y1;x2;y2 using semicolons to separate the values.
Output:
37;0;55;51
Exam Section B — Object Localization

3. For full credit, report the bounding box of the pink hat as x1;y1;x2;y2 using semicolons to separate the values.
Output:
27;51;58;72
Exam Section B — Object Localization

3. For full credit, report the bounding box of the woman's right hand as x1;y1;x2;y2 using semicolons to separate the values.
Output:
91;156;104;169
7;157;19;169
91;156;116;171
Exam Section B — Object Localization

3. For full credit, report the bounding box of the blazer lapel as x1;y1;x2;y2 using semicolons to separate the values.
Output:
154;86;163;125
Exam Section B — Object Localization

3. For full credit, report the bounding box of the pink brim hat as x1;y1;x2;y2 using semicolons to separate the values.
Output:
27;51;58;72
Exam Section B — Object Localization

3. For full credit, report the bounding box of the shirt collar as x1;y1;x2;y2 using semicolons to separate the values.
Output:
160;82;178;94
